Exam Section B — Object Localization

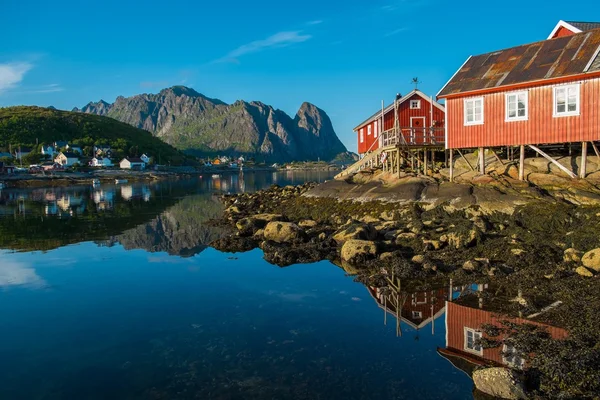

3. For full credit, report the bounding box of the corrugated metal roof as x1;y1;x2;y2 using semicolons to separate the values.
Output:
438;28;600;97
567;21;600;32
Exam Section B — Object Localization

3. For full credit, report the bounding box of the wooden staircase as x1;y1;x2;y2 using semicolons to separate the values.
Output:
334;145;394;179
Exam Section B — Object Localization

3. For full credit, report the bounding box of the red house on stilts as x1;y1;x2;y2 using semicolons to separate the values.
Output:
353;89;446;155
438;21;600;180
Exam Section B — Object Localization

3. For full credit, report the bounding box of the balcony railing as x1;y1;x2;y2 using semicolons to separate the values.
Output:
380;127;445;148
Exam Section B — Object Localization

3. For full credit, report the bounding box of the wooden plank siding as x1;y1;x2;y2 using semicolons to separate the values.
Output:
445;302;568;366
446;77;600;149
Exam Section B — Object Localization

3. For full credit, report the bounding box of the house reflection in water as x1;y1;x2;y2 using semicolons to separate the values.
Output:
92;188;116;211
438;284;568;373
120;185;151;202
367;283;450;337
56;194;86;215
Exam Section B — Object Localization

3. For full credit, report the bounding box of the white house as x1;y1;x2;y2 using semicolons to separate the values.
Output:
119;157;146;170
140;154;151;164
55;152;80;167
94;144;111;156
90;157;113;167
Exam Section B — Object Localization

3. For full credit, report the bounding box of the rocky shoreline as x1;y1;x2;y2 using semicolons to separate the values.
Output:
209;181;600;399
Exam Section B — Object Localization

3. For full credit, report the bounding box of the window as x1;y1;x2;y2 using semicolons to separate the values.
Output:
506;91;528;121
502;344;525;369
464;327;483;354
368;125;372;136
410;100;421;109
374;120;378;138
359;128;364;143
464;97;484;125
554;84;580;117
412;311;422;319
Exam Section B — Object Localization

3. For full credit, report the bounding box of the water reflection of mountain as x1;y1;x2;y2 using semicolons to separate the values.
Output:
105;194;227;257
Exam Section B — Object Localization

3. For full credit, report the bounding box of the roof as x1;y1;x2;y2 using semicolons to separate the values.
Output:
548;20;600;39
353;89;445;131
568;21;600;32
438;28;600;98
59;152;80;158
123;157;144;163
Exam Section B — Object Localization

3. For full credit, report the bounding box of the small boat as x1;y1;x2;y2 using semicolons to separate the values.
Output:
115;179;128;184
92;179;101;186
211;174;220;179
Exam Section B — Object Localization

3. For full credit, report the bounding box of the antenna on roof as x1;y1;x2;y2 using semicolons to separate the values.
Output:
411;77;421;90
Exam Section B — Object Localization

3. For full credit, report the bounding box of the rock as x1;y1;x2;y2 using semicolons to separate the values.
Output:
395;232;417;244
264;222;305;243
563;248;583;263
318;232;327;241
253;229;264;238
423;239;442;250
226;205;241;214
576;266;594;277
472;216;491;232
358;215;380;224
472;367;527;400
236;218;257;237
380;252;394;260
380;210;396;221
581;248;600;272
333;223;378;243
298;219;318;228
253;214;284;226
462;260;480;271
511;249;526;256
442;229;482;249
340;240;379;263
412;255;425;264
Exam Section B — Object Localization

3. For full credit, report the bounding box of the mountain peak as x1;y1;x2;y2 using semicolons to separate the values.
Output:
160;86;201;97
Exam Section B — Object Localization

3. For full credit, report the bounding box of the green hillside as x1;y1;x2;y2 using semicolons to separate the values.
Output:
0;106;189;165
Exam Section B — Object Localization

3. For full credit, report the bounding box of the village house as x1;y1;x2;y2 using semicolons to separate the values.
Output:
66;144;83;154
0;162;16;175
140;154;151;164
437;21;600;180
54;152;80;167
93;144;111;156
41;144;56;158
353;89;446;155
90;157;113;168
14;147;32;160
119;157;146;170
54;141;68;150
41;161;63;172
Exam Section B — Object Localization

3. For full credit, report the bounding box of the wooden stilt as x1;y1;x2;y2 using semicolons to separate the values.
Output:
581;142;588;179
449;149;454;182
590;141;600;159
456;149;475;172
490;148;504;165
479;147;485;175
519;145;525;181
423;148;428;176
529;145;577;179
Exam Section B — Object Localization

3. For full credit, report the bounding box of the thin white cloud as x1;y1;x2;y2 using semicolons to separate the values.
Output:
0;260;46;289
11;83;65;94
384;27;409;37
307;20;323;25
0;62;33;94
215;31;312;63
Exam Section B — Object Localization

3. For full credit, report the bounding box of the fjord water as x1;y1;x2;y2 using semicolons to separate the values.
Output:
0;171;472;400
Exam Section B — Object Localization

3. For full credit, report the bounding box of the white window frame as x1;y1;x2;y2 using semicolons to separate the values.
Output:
368;124;372;136
410;100;421;109
553;83;580;117
505;91;529;122
464;327;483;355
374;120;378;138
502;344;525;369
464;97;484;126
359;128;364;143
412;311;422;319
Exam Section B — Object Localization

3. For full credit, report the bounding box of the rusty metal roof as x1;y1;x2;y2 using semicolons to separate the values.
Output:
438;28;600;97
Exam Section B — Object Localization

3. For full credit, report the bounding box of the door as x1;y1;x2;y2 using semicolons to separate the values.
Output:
410;117;426;144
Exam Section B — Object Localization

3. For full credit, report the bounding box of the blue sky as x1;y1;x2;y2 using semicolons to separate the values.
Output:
1;0;598;152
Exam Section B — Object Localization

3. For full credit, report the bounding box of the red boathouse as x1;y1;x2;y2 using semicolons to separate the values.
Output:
353;89;445;155
438;22;600;179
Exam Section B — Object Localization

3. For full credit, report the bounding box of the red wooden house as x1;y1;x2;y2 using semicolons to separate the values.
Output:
437;22;600;178
438;301;568;371
354;89;446;155
548;20;600;39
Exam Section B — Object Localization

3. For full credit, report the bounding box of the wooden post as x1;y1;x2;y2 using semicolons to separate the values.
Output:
456;149;475;172
479;147;485;175
591;141;600;159
423;148;428;176
581;142;588;179
449;149;454;182
397;148;401;178
519;145;525;181
529;145;577;179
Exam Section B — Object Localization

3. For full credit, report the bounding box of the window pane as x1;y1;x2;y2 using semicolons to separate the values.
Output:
557;104;566;113
568;102;577;112
509;110;516;118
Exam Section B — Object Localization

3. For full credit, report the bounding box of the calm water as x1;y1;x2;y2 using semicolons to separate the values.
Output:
0;171;473;400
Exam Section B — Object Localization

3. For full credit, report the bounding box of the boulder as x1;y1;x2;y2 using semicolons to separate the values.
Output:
576;266;594;277
253;213;285;227
472;367;527;400
263;222;305;243
423;239;443;250
236;218;257;237
441;228;482;249
563;248;583;263
462;260;480;272
581;248;600;272
380;210;396;221
340;240;379;263
298;219;318;228
333;223;378;243
411;255;425;264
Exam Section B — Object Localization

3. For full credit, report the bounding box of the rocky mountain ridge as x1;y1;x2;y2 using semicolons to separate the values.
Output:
74;86;351;162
